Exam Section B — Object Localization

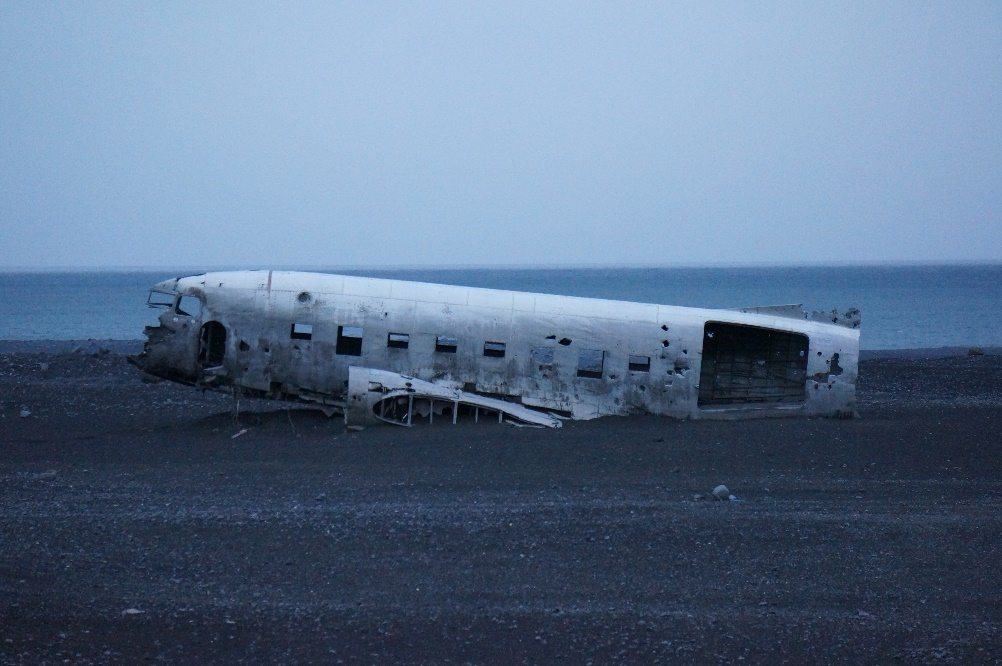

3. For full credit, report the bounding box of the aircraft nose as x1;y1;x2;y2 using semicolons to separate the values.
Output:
151;278;179;293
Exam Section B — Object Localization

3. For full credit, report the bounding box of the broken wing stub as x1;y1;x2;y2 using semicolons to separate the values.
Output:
345;366;563;429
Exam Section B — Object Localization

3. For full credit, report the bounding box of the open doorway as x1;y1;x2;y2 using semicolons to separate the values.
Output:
698;322;808;406
198;321;227;368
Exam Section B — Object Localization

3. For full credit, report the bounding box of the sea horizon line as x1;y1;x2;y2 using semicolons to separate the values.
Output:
2;259;1000;274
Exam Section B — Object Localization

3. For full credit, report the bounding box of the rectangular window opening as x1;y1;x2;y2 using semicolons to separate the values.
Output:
336;325;363;356
435;335;458;353
577;349;605;379
290;322;313;340
483;341;506;358
698;322;808;407
628;354;651;372
387;332;409;349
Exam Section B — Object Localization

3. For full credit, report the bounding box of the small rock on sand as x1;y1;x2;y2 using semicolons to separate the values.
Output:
712;484;730;500
19;406;31;418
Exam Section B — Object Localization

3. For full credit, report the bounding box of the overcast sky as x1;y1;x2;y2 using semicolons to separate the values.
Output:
1;2;999;269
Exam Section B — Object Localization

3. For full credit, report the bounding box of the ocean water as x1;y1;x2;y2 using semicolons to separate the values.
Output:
1;265;999;350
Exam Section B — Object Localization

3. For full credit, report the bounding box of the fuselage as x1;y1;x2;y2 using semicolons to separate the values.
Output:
131;270;860;420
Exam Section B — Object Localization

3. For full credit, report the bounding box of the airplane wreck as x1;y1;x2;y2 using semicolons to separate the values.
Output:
129;271;860;429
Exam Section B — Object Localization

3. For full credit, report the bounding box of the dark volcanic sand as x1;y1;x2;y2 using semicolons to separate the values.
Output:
1;342;1000;663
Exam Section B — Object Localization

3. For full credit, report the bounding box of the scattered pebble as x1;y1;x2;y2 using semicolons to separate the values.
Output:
712;484;730;500
19;406;31;418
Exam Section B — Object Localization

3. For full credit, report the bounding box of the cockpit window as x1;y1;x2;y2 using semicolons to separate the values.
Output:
147;290;175;308
176;295;203;318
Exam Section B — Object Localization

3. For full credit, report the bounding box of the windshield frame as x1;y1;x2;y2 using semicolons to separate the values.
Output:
147;288;176;308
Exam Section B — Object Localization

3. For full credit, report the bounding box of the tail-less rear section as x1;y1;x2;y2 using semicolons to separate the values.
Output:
130;270;860;427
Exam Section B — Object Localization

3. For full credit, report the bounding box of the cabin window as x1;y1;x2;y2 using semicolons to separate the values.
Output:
387;332;409;349
176;295;202;318
628;354;651;372
531;347;554;366
336;325;363;356
697;322;808;406
577;349;605;378
435;335;458;353
483;341;506;358
290;322;313;340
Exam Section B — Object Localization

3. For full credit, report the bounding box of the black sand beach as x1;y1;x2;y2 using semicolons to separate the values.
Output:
1;342;1000;663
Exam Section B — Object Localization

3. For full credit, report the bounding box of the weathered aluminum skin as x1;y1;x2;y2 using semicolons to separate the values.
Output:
130;270;860;423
